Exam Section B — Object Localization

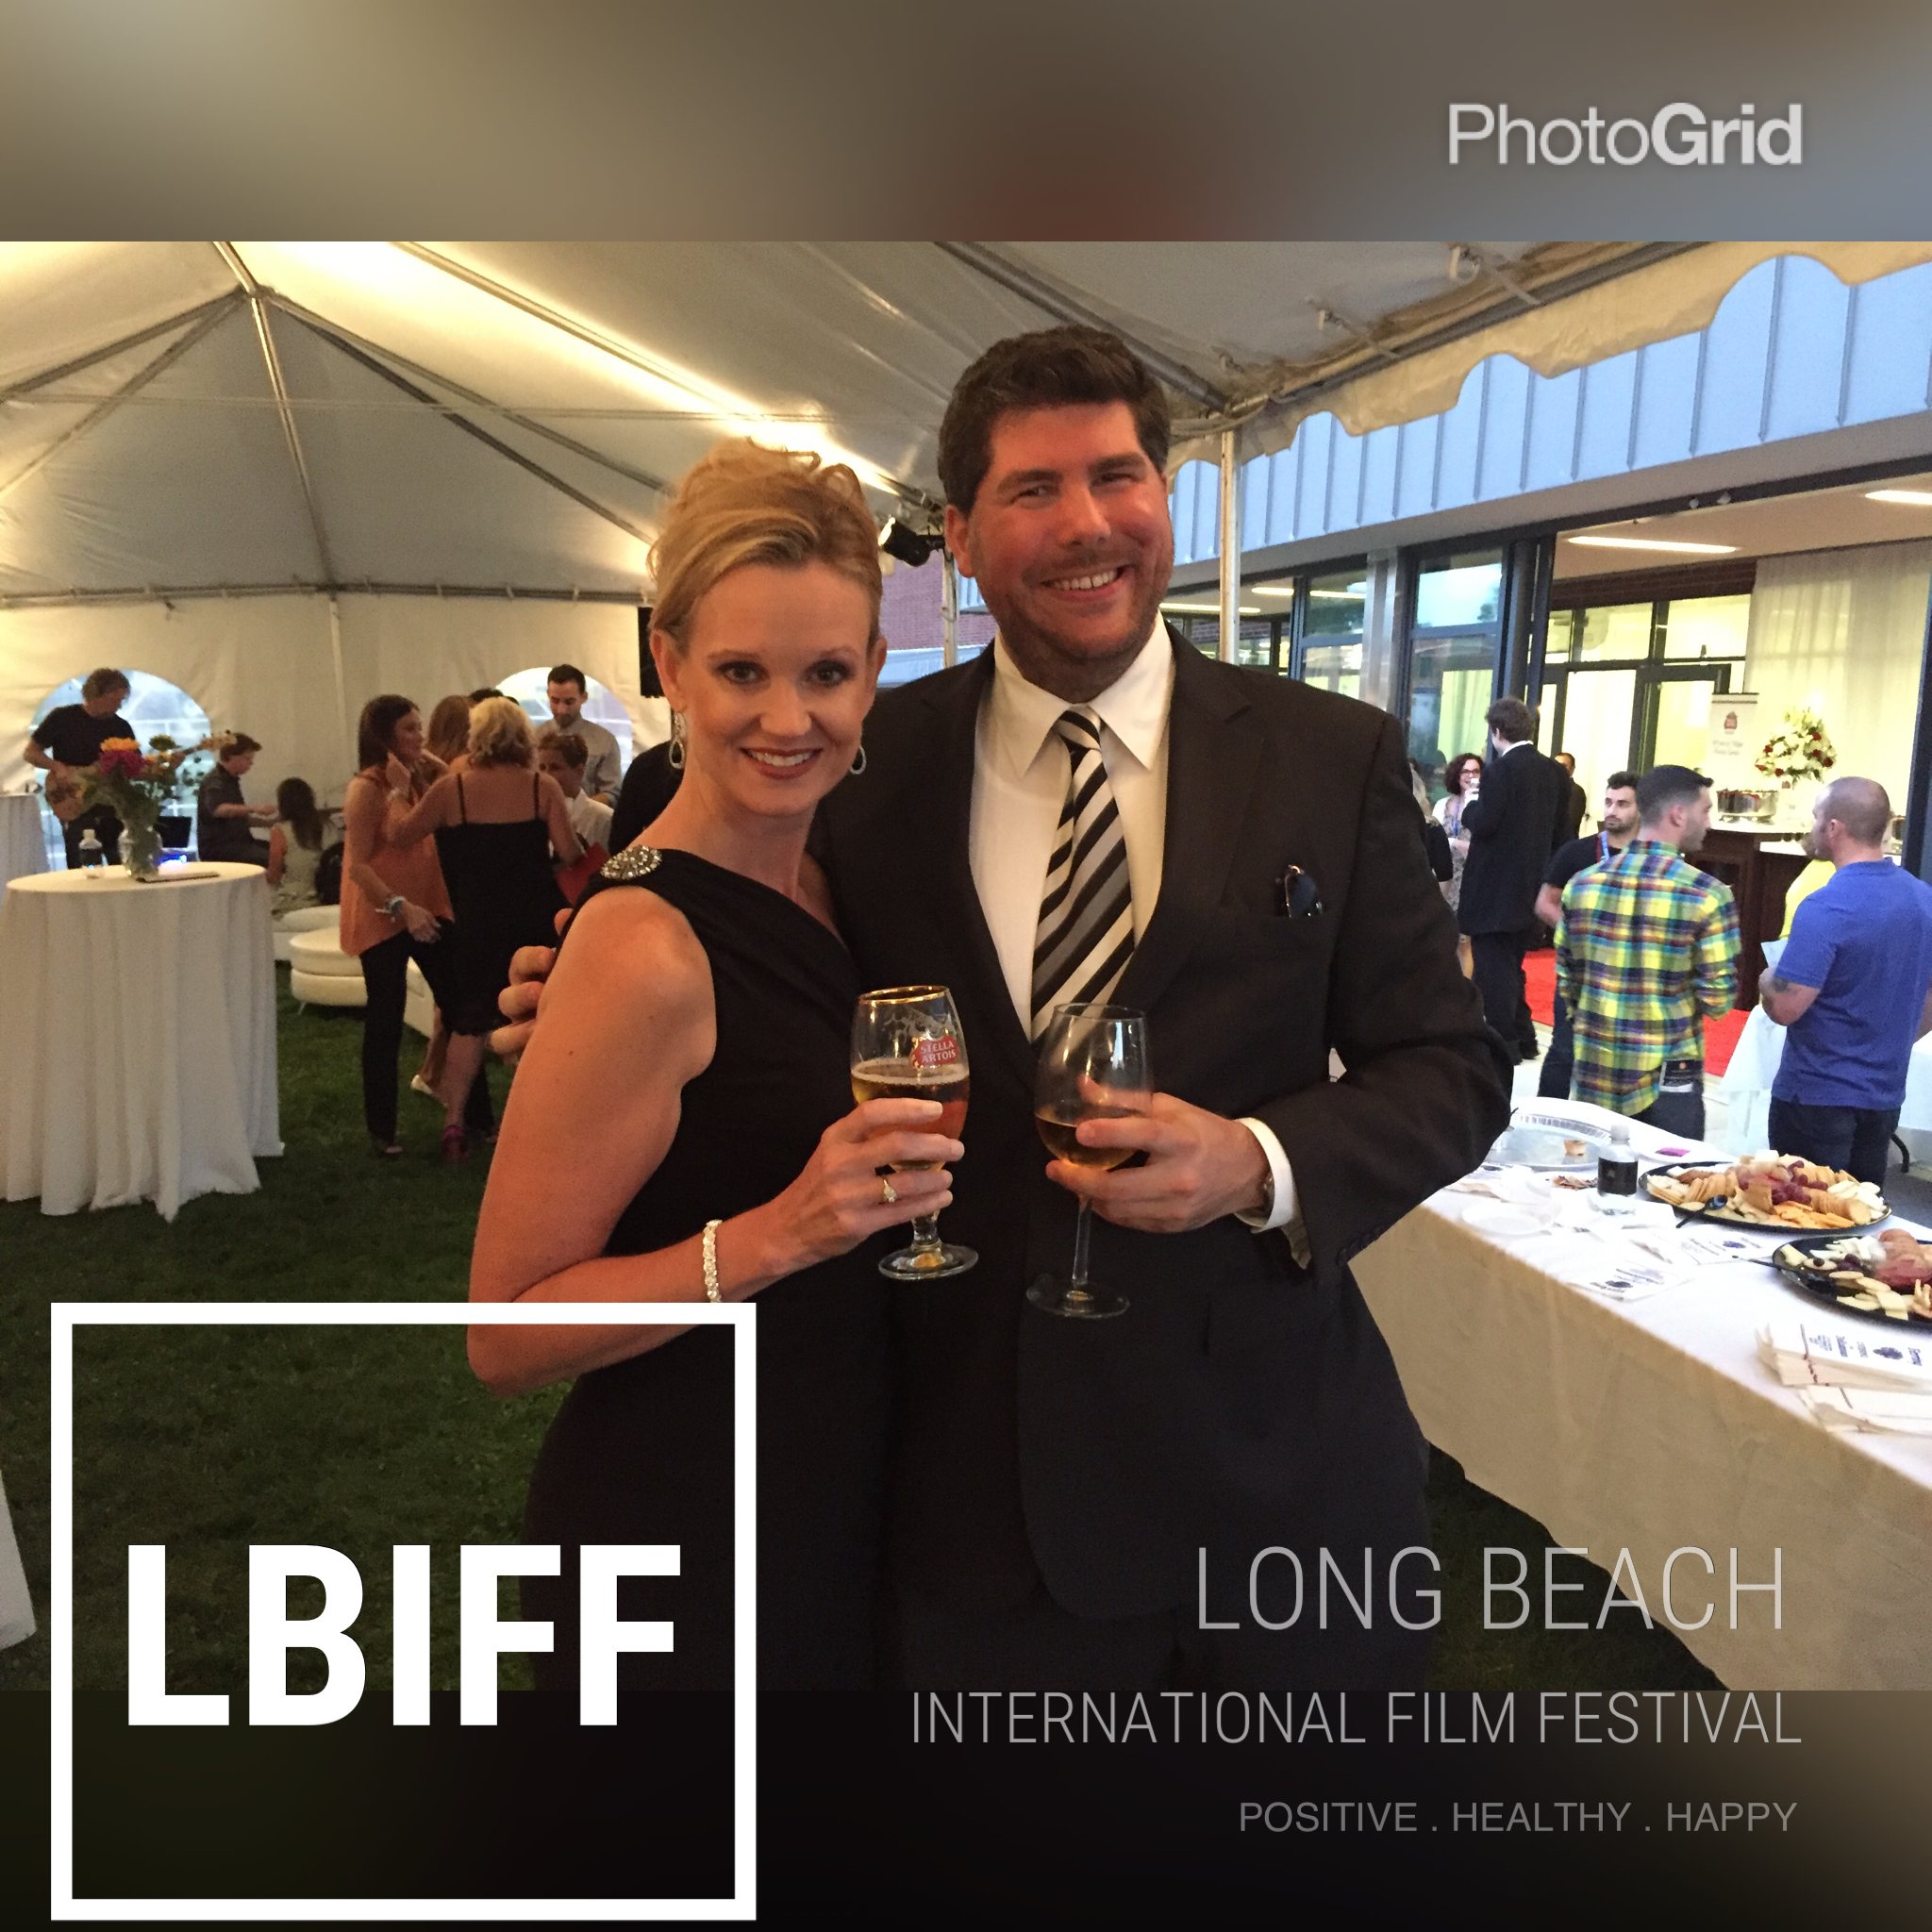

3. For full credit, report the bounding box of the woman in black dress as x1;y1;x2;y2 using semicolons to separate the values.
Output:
390;698;580;1158
468;442;959;1693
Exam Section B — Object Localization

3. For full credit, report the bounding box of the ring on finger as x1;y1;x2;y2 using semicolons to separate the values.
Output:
879;1175;897;1206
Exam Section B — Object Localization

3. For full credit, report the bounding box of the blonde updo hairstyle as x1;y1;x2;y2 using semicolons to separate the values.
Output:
648;441;884;655
466;695;537;769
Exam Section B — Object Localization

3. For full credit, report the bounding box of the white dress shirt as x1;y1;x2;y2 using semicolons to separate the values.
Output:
967;624;1298;1234
565;788;613;848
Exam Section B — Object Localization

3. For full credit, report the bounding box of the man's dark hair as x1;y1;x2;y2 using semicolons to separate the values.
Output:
1607;770;1640;793
220;732;262;762
1636;764;1711;823
937;325;1171;515
547;663;588;694
1485;696;1535;744
467;686;504;704
1554;751;1575;773
80;666;129;703
536;726;589;769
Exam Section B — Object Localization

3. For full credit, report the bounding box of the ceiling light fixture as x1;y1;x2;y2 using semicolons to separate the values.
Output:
1865;489;1932;507
1564;536;1738;556
1160;601;1261;616
877;518;941;567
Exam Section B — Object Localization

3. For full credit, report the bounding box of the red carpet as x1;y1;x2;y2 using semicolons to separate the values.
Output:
1523;948;1746;1077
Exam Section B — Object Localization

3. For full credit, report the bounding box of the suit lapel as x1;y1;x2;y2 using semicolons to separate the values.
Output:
1114;632;1264;1018
919;654;1038;1096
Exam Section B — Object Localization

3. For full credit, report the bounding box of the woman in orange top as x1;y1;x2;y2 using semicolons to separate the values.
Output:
340;694;487;1157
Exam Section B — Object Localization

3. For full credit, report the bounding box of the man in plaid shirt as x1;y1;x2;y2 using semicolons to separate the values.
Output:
1554;764;1740;1137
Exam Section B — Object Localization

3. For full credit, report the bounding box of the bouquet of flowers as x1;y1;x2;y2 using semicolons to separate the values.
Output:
75;732;225;876
1754;708;1837;786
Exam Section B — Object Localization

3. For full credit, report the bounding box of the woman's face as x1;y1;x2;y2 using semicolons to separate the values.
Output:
1458;757;1483;793
391;709;425;761
656;561;884;823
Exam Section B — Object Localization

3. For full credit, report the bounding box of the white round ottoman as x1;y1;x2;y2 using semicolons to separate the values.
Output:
289;925;367;1008
273;903;338;965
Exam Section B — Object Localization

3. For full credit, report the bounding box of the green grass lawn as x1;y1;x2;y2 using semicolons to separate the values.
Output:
0;969;1715;1695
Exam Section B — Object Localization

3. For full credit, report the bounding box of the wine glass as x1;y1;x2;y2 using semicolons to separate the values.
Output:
852;986;977;1281
1029;1003;1150;1320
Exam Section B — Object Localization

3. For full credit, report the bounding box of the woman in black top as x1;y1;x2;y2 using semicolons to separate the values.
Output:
467;442;958;1693
389;697;580;1159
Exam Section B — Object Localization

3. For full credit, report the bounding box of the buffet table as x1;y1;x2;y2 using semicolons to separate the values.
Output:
1355;1105;1932;1690
0;864;281;1219
0;792;49;896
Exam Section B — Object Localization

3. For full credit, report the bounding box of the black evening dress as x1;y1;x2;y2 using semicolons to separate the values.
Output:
520;845;890;1693
432;774;568;1037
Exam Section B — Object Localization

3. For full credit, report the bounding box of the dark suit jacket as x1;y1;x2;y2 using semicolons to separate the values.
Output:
814;633;1510;1620
608;741;682;854
1456;741;1572;936
1557;776;1588;845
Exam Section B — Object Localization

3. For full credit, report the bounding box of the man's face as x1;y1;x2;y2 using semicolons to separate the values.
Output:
1678;786;1714;854
943;402;1173;694
537;747;582;797
547;680;584;724
1803;791;1837;860
225;751;256;777
82;687;125;719
1600;786;1638;838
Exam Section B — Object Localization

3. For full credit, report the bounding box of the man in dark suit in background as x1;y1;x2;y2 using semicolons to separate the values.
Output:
1457;696;1572;1061
1553;751;1589;844
816;328;1510;1691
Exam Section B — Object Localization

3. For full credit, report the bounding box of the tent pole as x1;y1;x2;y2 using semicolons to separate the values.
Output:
1217;426;1241;663
0;292;246;403
941;549;958;668
0;300;236;504
328;594;350;782
272;304;655;546
267;291;671;500
215;244;337;581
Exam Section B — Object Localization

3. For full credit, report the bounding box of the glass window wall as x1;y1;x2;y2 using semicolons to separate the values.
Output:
1407;551;1503;793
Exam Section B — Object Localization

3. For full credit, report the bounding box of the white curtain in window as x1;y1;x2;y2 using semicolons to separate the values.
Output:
1742;541;1930;805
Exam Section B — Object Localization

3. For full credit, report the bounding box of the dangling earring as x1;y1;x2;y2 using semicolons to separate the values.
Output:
666;711;686;771
849;738;867;775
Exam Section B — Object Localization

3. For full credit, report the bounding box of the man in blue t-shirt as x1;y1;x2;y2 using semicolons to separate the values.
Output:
1760;777;1932;1184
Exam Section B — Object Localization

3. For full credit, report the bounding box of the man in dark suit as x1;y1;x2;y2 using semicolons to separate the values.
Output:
814;328;1511;1690
1554;751;1589;845
1457;697;1573;1062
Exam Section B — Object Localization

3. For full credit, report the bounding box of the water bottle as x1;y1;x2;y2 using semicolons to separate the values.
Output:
1596;1121;1639;1217
77;827;105;871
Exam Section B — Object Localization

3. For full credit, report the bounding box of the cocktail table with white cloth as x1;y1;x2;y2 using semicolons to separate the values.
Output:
0;863;281;1219
1352;1096;1932;1690
0;792;50;896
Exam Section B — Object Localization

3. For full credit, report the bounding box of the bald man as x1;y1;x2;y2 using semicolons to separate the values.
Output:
1760;777;1932;1184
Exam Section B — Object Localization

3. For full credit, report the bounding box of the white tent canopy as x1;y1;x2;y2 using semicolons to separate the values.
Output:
11;240;1925;805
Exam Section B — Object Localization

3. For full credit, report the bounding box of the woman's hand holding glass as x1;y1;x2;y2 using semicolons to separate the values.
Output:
757;1099;960;1277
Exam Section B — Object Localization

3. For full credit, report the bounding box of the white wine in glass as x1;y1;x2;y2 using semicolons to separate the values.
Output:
1029;1003;1149;1320
852;985;977;1280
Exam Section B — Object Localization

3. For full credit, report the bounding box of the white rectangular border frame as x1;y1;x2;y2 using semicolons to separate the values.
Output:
50;1300;756;1922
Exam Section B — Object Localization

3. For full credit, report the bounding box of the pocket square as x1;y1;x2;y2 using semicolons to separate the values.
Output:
1277;866;1324;918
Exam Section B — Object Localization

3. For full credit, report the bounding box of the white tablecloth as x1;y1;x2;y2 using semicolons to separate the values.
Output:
0;864;281;1218
0;793;49;895
1355;1108;1932;1689
0;1469;33;1650
1718;1005;1932;1154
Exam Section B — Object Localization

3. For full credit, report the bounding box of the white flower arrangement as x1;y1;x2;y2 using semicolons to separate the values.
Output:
1754;708;1837;785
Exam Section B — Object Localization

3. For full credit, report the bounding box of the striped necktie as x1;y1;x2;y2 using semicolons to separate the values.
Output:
1030;708;1134;1039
